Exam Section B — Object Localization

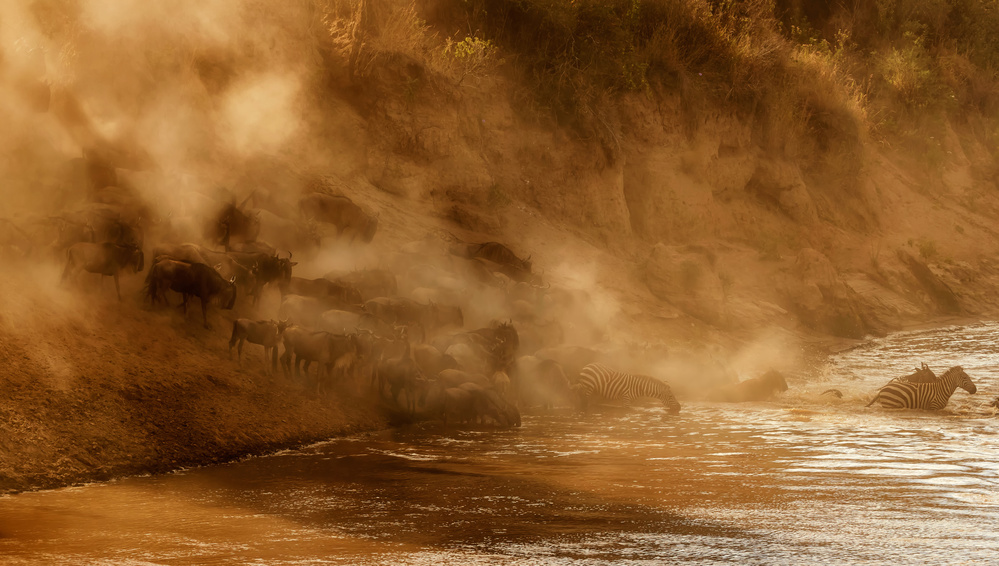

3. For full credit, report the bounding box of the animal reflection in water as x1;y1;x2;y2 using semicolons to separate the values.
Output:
867;365;977;410
706;369;788;403
573;363;681;415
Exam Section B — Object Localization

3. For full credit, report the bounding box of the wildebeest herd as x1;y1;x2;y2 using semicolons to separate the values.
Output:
7;156;992;427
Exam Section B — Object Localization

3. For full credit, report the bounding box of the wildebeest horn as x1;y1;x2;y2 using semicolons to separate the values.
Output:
214;263;223;271
229;276;236;284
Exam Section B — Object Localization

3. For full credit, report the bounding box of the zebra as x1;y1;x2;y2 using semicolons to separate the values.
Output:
866;366;976;410
573;363;681;415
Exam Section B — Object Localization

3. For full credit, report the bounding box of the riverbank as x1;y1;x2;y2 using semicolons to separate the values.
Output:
0;265;390;495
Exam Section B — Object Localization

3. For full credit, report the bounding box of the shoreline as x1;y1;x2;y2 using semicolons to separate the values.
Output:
4;315;993;497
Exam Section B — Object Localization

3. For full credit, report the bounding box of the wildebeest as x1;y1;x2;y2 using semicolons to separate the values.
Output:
61;242;144;301
279;294;329;328
437;368;493;389
225;249;296;300
299;193;378;243
706;369;789;402
428;381;519;427
285;276;363;307
254;208;321;255
444;343;493;375
375;340;426;414
207;202;260;250
229;319;288;371
412;344;459;379
451;241;531;272
434;321;520;372
280;326;356;393
145;259;237;328
535;345;601;383
514;355;572;409
363;297;440;340
323;332;360;395
326;269;397;301
893;362;937;384
152;243;260;303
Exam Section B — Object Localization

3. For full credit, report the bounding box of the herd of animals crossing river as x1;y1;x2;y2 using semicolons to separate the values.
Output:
29;156;999;427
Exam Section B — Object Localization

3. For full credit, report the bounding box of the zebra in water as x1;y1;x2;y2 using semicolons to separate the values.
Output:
573;363;681;414
866;366;976;410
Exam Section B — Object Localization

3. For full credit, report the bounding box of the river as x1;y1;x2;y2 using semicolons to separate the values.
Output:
1;323;998;564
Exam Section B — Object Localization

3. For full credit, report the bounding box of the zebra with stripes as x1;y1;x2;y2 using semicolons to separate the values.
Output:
573;363;681;415
866;365;976;410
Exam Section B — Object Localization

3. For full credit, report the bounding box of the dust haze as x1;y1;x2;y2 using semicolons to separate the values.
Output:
0;0;798;413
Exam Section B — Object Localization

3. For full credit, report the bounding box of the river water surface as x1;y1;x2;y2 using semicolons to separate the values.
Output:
2;323;998;564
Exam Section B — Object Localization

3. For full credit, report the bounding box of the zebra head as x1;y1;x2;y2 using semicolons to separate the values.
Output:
660;385;682;415
947;366;976;394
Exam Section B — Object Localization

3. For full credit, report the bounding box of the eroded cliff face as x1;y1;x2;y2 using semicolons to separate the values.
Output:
346;62;999;343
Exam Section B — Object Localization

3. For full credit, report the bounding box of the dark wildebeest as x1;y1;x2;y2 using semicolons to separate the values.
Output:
281;326;356;393
893;362;938;384
152;243;259;304
299;193;378;243
375;340;426;415
514;355;572;409
324;333;360;394
363;297;440;341
535;345;601;384
326;269;397;301
254;208;322;255
145;259;237;328
443;343;494;375
427;381;519;427
706;369;789;402
280;294;358;328
413;344;459;380
451;241;532;273
208;202;260;250
52;216;96;254
229;319;289;372
285;276;363;306
459;382;520;427
225;249;296;301
437;369;493;389
61;242;144;301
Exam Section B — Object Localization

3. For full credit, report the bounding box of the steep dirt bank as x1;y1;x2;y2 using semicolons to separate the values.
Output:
0;263;388;495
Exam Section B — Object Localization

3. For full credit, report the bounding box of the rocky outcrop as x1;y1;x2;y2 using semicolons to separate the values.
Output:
745;160;819;224
778;248;882;338
644;243;726;325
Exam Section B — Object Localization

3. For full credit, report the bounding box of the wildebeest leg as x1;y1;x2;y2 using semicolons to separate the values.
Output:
280;349;292;377
228;323;238;361
200;297;210;329
113;272;121;301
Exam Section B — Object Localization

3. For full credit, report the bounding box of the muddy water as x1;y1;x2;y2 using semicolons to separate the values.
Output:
2;324;998;565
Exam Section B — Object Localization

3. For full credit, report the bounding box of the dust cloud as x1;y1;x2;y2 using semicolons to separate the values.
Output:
0;0;797;413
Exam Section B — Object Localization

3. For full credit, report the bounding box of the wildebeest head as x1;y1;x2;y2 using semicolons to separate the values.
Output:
760;369;788;393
